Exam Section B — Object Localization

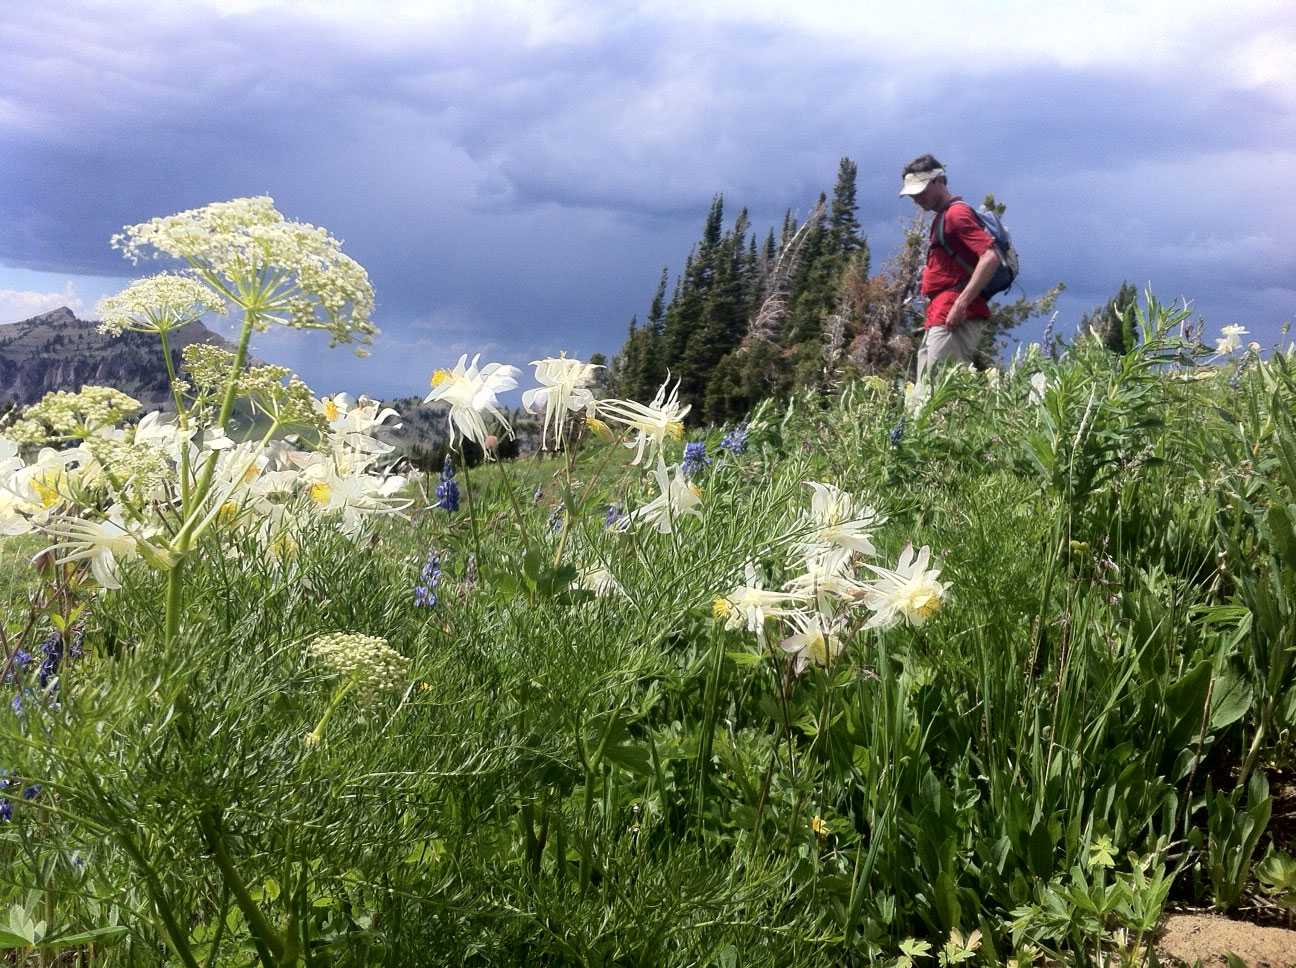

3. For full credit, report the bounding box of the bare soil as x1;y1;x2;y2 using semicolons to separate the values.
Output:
1157;914;1296;966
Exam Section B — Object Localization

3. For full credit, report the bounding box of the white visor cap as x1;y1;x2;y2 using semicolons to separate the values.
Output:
899;168;944;196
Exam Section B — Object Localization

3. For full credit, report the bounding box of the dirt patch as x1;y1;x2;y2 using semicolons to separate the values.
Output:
1157;913;1296;966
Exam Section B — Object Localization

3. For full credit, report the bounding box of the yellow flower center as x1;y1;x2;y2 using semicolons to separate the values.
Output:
270;534;298;559
32;471;64;509
902;587;941;618
242;463;261;484
666;420;684;440
711;597;734;620
585;415;613;441
430;369;452;387
810;815;830;837
323;399;340;421
218;501;239;526
309;482;332;506
688;482;702;498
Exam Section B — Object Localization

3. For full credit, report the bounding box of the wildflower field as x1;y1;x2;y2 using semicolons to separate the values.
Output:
2;199;1295;966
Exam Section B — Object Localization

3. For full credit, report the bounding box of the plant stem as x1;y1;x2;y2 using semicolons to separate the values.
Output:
197;810;285;966
460;447;484;568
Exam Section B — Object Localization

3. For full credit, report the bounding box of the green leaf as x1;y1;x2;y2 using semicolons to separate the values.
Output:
1209;668;1253;732
39;925;129;949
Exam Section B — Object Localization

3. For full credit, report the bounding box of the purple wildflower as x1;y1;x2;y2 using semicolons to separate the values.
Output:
682;442;711;479
719;424;748;456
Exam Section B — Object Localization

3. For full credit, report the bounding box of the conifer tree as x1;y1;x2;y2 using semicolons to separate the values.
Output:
1079;281;1139;354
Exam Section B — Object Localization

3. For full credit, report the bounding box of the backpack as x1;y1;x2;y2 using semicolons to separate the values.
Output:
932;201;1019;300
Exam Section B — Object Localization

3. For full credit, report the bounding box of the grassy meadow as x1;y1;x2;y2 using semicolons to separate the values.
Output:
3;299;1295;966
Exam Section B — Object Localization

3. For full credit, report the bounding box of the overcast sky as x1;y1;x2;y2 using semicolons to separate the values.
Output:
2;1;1293;397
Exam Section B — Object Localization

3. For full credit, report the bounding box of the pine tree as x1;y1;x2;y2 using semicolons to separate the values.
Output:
829;157;863;255
1078;281;1139;354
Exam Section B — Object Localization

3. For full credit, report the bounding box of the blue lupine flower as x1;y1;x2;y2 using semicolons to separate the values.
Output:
433;455;460;512
719;424;749;456
603;504;624;529
888;420;905;447
0;800;11;823
682;442;711;479
414;551;442;608
532;486;544;504
12;650;31;670
38;631;63;689
547;507;564;534
22;785;39;801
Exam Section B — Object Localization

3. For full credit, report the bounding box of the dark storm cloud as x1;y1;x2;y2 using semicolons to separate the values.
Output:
1;3;1292;394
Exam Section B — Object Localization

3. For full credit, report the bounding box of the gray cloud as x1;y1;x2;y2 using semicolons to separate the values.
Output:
1;2;1293;396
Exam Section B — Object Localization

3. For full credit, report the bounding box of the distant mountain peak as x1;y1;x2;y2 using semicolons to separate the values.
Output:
0;307;240;409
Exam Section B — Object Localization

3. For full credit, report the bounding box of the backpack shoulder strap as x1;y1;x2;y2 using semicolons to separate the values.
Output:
932;202;975;274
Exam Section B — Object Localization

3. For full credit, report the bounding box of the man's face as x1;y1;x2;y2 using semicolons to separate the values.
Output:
909;179;941;212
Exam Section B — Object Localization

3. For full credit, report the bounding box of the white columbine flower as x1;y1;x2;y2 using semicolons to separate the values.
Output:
1215;324;1249;355
856;544;947;629
522;353;601;450
904;381;930;416
620;459;703;534
44;514;141;590
1028;372;1049;404
800;482;883;559
596;376;691;467
95;273;225;337
713;562;806;639
577;566;625;598
424;354;521;451
779;611;845;675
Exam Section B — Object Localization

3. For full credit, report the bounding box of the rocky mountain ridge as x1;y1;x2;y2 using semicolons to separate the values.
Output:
0;306;237;410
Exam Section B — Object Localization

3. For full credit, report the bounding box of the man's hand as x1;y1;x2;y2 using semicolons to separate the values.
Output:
945;296;969;328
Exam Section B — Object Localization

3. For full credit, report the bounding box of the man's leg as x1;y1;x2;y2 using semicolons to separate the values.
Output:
917;325;955;386
951;320;986;366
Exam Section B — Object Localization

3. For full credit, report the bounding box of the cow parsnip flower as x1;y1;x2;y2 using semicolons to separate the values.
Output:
96;273;225;337
112;196;377;351
856;543;947;629
306;632;410;700
424;354;521;450
596;376;690;467
522;353;601;450
15;387;140;442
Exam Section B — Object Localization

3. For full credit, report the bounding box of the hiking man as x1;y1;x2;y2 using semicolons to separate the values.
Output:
899;154;1001;384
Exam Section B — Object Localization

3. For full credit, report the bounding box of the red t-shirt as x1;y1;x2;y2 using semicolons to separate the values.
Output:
921;198;995;329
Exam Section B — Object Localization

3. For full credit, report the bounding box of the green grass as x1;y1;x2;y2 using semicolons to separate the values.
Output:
2;322;1294;966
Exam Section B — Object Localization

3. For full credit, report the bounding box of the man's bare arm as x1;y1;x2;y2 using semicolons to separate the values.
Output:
946;248;1001;327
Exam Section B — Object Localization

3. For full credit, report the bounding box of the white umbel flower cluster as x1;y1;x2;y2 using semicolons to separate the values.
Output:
111;196;377;352
305;632;410;700
96;273;226;336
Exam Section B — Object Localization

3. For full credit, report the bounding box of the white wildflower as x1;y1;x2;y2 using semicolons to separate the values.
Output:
522;353;601;450
904;381;930;416
713;562;805;639
779;611;845;675
1215;323;1249;355
620;459;702;534
1028;372;1049;404
112;196;377;351
577;566;625;598
423;354;521;451
596;376;690;467
306;632;410;699
95;273;225;337
800;481;883;558
855;543;948;629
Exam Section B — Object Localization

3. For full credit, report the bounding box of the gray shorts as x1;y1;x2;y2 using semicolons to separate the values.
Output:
917;320;985;385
